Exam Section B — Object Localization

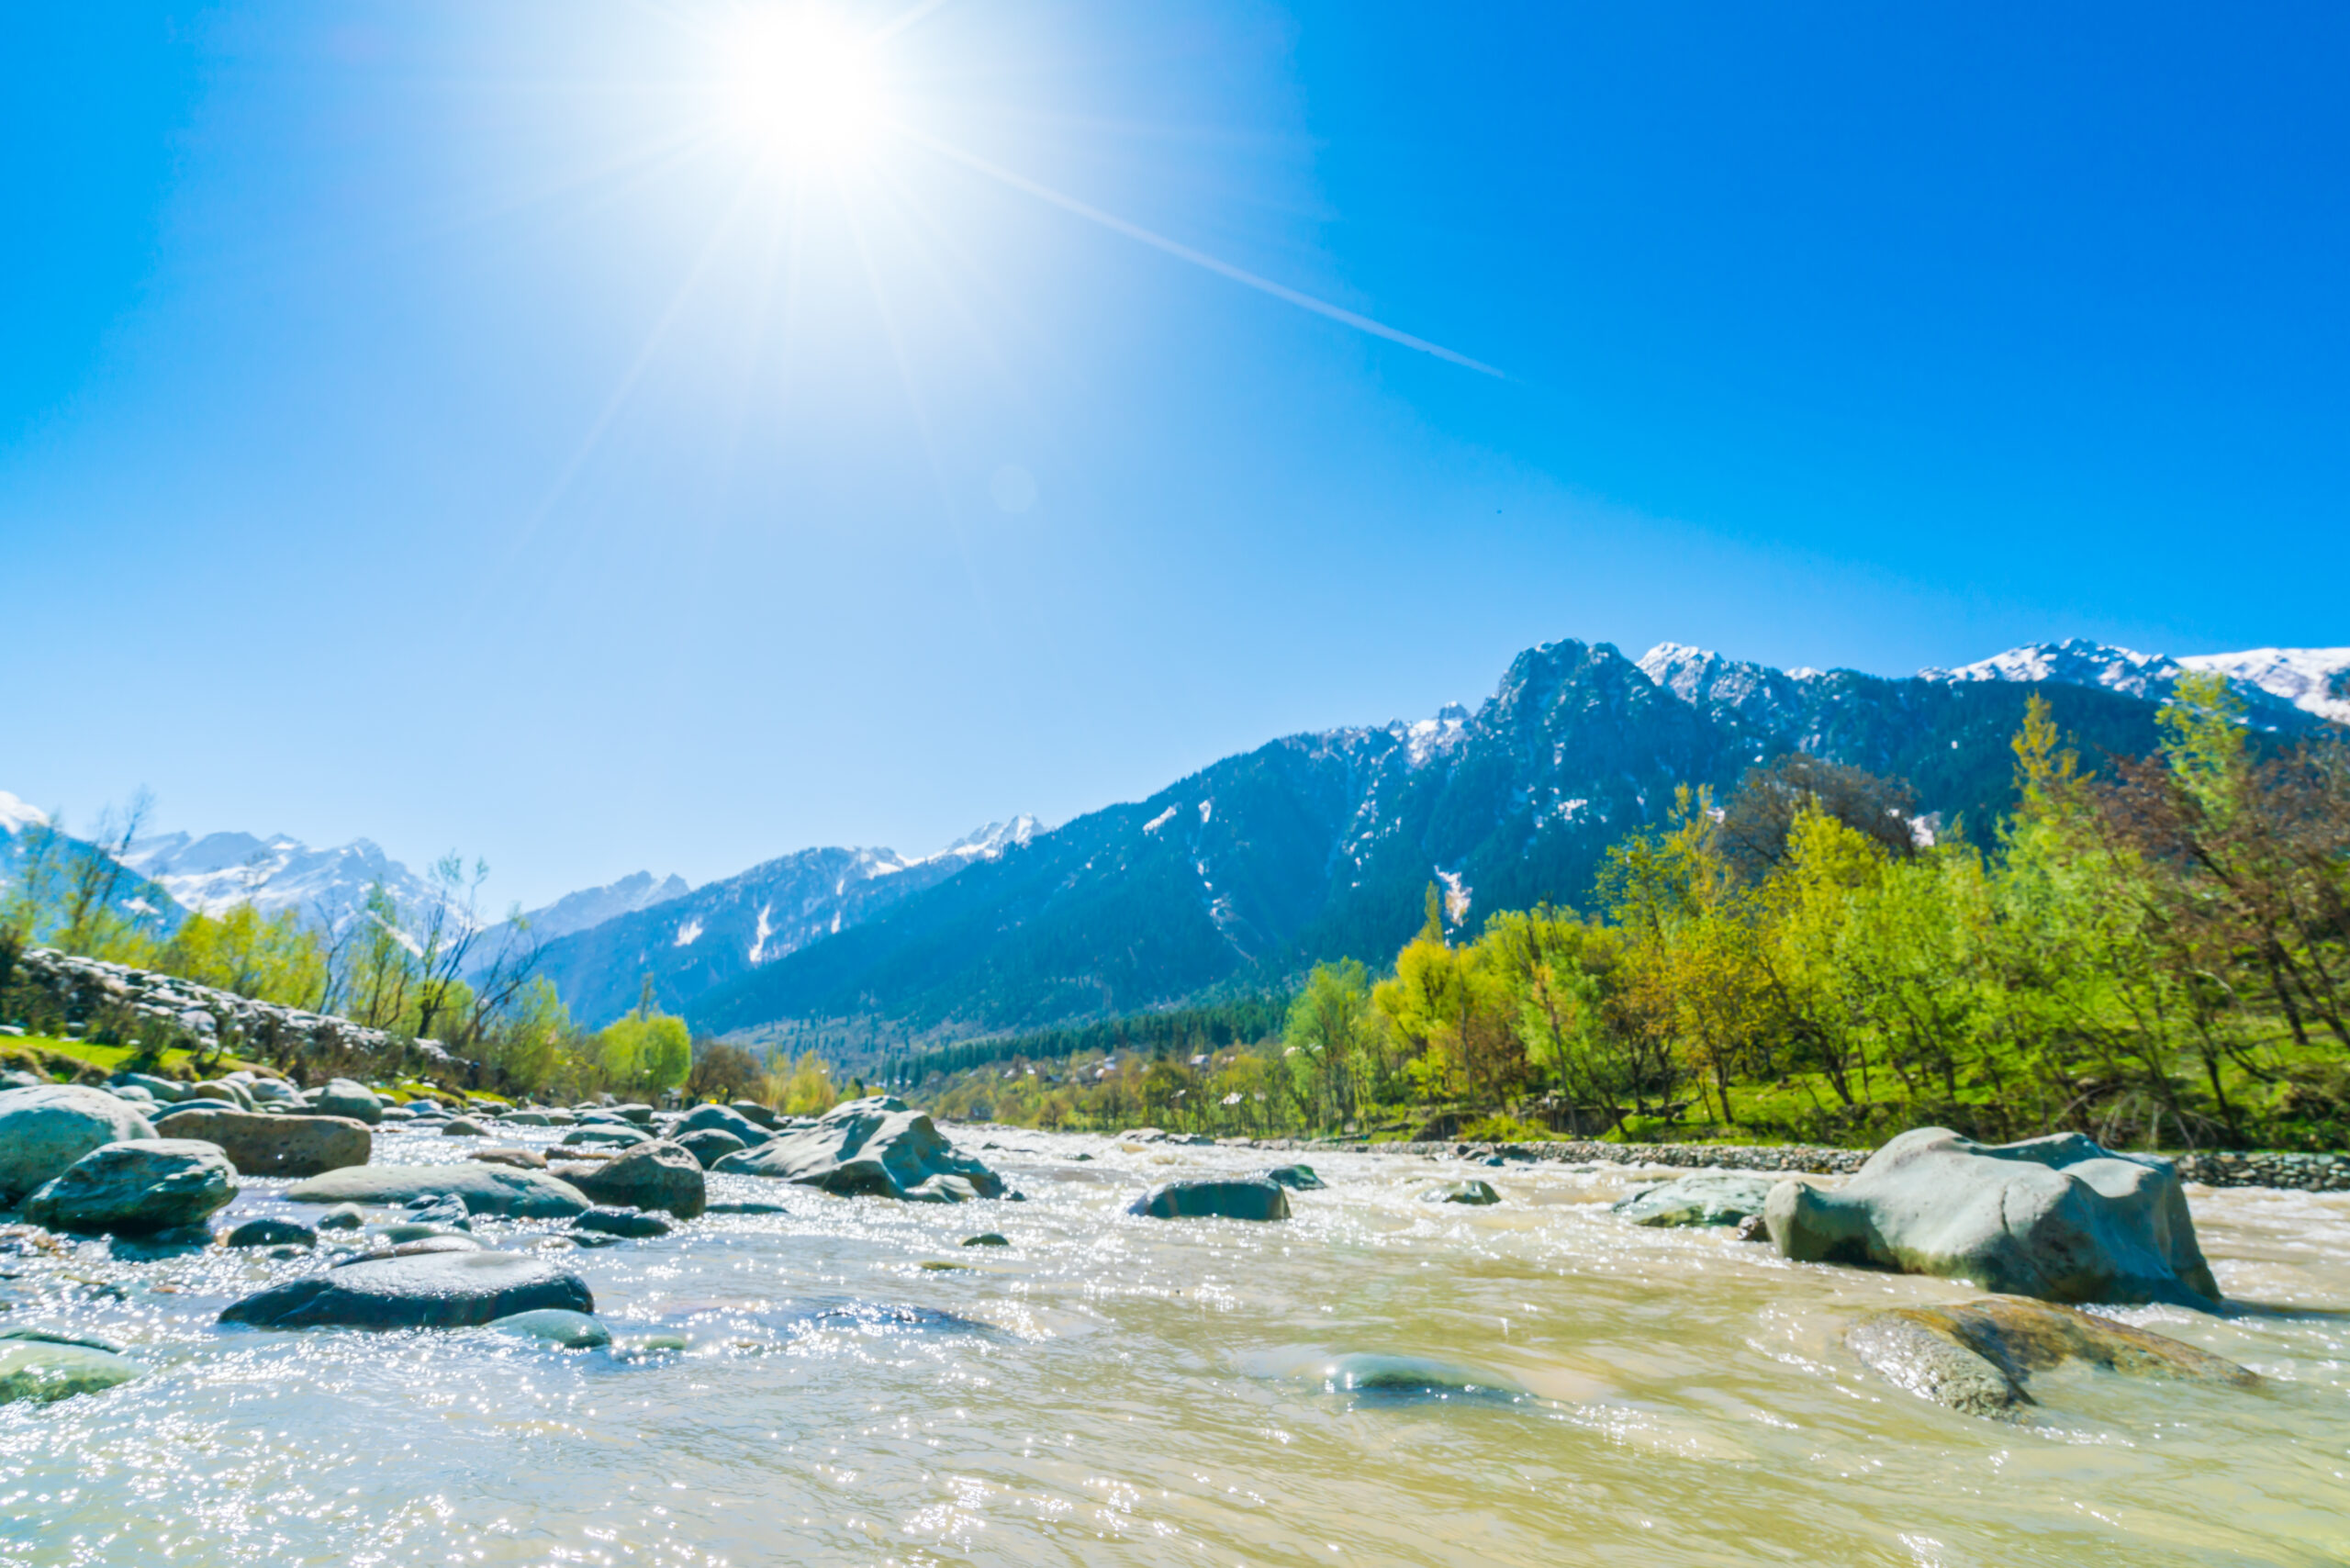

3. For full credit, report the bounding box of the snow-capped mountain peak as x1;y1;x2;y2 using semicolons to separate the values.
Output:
0;792;49;835
920;815;1043;864
2177;647;2350;724
1919;638;2350;724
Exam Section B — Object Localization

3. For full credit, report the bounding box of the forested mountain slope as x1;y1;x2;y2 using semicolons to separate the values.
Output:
693;637;2273;1042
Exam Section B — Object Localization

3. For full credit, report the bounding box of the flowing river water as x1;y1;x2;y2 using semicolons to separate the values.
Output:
2;1125;2345;1566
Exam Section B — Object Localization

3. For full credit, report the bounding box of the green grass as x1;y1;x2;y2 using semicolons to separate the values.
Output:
0;1032;263;1081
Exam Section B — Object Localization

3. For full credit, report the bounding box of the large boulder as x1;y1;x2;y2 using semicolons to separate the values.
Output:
152;1107;370;1178
560;1141;705;1218
115;1072;192;1103
1612;1172;1782;1227
1845;1296;2257;1420
24;1139;237;1235
676;1128;748;1169
0;1085;155;1203
1128;1178;1291;1221
219;1250;593;1329
304;1080;383;1125
0;1339;145;1405
713;1096;1002;1203
728;1100;778;1129
1766;1128;2221;1308
283;1163;589;1218
677;1103;771;1146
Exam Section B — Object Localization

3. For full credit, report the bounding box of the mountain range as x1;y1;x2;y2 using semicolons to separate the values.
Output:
6;636;2343;1047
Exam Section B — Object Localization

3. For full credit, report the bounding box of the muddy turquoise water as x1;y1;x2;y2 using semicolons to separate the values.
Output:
2;1126;2345;1566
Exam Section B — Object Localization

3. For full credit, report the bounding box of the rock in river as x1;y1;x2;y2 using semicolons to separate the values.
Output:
303;1079;384;1125
1129;1178;1291;1221
1422;1180;1502;1206
284;1163;590;1218
226;1216;319;1249
1845;1296;2257;1419
562;1141;705;1218
574;1205;673;1238
677;1128;748;1169
677;1103;771;1146
24;1139;237;1236
1612;1172;1782;1227
1264;1164;1326;1191
714;1096;1002;1204
1766;1128;2221;1308
152;1106;370;1178
489;1308;610;1349
220;1250;593;1329
0;1340;145;1406
0;1085;155;1203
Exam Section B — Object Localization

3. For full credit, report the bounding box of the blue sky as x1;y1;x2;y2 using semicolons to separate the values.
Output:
5;2;2344;907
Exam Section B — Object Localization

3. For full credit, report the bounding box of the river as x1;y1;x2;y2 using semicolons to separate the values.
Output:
2;1125;2344;1566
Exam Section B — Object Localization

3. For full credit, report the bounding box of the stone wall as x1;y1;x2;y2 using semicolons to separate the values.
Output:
4;947;457;1071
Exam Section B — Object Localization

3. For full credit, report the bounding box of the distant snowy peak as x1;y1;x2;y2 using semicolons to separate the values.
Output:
921;815;1043;864
1637;643;1818;729
1923;637;2350;724
1926;638;2184;700
119;830;453;930
0;792;49;835
520;870;692;943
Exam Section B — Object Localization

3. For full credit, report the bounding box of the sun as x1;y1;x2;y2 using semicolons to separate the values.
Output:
721;8;883;162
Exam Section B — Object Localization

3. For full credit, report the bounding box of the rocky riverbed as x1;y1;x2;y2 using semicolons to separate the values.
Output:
1;1114;2345;1565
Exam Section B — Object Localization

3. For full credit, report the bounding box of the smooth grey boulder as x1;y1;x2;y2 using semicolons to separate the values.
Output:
1128;1178;1291;1221
220;1250;592;1329
677;1103;770;1146
152;1107;370;1178
607;1103;655;1126
560;1125;651;1148
1845;1296;2257;1420
676;1127;748;1169
226;1216;318;1249
1766;1128;2221;1308
1422;1180;1502;1206
489;1308;610;1349
115;1072;191;1103
498;1109;555;1126
1264;1164;1326;1191
353;1229;479;1255
305;1080;383;1125
24;1139;236;1235
0;1085;156;1202
728;1100;778;1130
187;1079;253;1110
316;1203;366;1230
1612;1172;1782;1227
560;1141;705;1218
441;1117;489;1137
712;1095;1002;1204
0;1339;145;1405
283;1163;590;1218
574;1206;673;1238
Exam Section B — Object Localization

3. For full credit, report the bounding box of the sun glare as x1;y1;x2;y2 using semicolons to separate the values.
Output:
722;9;882;162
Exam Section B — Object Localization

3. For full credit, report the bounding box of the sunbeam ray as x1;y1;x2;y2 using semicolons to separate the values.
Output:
893;123;1503;378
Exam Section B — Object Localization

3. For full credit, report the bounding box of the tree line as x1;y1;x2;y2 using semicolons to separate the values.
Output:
913;678;2350;1151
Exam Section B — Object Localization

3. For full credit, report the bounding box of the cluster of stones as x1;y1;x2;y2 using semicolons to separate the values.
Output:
1252;1135;1868;1174
2171;1149;2350;1192
8;946;457;1068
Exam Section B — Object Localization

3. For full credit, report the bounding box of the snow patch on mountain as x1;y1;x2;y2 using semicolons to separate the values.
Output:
0;793;49;835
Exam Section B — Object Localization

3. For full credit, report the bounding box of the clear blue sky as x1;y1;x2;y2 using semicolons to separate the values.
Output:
5;2;2344;908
